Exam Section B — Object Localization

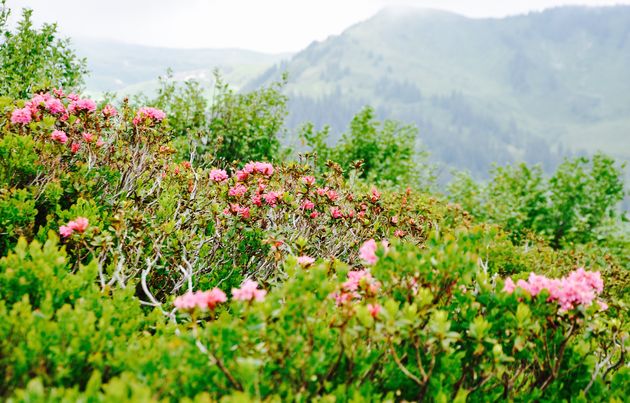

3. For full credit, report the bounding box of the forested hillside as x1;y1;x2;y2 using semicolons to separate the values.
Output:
248;6;630;177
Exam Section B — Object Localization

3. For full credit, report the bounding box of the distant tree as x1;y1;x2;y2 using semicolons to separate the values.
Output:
448;153;626;248
0;1;88;99
301;106;434;189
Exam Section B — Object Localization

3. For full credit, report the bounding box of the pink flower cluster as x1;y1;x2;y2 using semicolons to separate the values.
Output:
10;92;106;126
297;255;315;267
10;107;32;124
209;169;228;182
333;269;382;305
174;288;227;311
102;104;118;118
68;98;97;114
503;268;606;311
224;204;250;219
228;184;248;198
59;217;89;238
232;280;267;302
133;107;166;125
235;162;274;181
51;130;68;144
359;239;388;265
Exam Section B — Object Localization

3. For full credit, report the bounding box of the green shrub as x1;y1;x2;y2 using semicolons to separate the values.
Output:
0;1;87;99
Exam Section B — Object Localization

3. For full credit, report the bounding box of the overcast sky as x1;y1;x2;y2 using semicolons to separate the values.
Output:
6;0;630;53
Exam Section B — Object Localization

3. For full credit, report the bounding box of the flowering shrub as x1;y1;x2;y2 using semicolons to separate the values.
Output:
0;88;627;401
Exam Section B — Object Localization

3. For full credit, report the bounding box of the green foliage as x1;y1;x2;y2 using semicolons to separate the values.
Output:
448;153;627;249
206;72;288;165
0;234;626;401
301;106;434;188
0;1;87;99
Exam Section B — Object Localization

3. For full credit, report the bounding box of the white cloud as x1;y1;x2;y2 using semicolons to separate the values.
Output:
6;0;630;52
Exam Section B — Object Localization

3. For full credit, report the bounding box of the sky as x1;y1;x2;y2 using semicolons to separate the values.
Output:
6;0;630;53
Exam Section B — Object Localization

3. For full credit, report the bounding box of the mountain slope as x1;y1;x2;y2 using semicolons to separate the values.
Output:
246;6;630;177
75;39;290;96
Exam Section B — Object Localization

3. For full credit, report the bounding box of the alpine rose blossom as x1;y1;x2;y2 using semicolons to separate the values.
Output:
503;269;606;311
209;169;228;182
232;280;267;302
300;200;315;210
228;184;248;197
51;130;68;144
262;191;280;206
297;256;315;267
82;132;95;142
174;288;227;311
102;104;118;117
11;108;32;124
367;303;382;318
331;207;343;219
133;107;166;125
68;217;89;233
45;98;66;114
301;176;316;186
68;98;96;113
71;143;80;154
359;239;378;265
59;225;73;238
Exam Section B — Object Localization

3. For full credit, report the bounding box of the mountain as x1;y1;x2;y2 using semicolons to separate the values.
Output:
245;6;630;178
74;39;290;97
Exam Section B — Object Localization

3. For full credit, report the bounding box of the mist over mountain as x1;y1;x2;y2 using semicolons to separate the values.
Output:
79;6;630;180
246;5;630;178
75;39;289;96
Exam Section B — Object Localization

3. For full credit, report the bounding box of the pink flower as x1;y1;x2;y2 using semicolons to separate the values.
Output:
359;239;378;265
300;200;315;210
67;93;80;101
331;207;343;219
243;161;274;176
174;288;227;312
68;98;96;114
301;176;316;186
235;170;249;181
251;194;262;206
71;143;80;154
68;217;89;233
59;225;73;238
310;211;319;219
209;169;228;182
316;188;328;197
297;256;315;267
96;138;105;147
51;130;68;144
326;190;339;202
11;108;32;124
503;278;516;293
133;106;166;125
370;187;381;202
53;88;65;98
236;206;250;219
102;104;118;118
228;184;248;198
206;288;228;308
342;270;381;295
45;98;66;114
232;280;267;302
502;268;605;312
82;132;95;143
367;303;382;318
394;230;406;237
262;191;280;206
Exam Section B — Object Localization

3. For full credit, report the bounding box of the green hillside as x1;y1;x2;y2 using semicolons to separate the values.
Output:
74;39;289;96
246;6;630;177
